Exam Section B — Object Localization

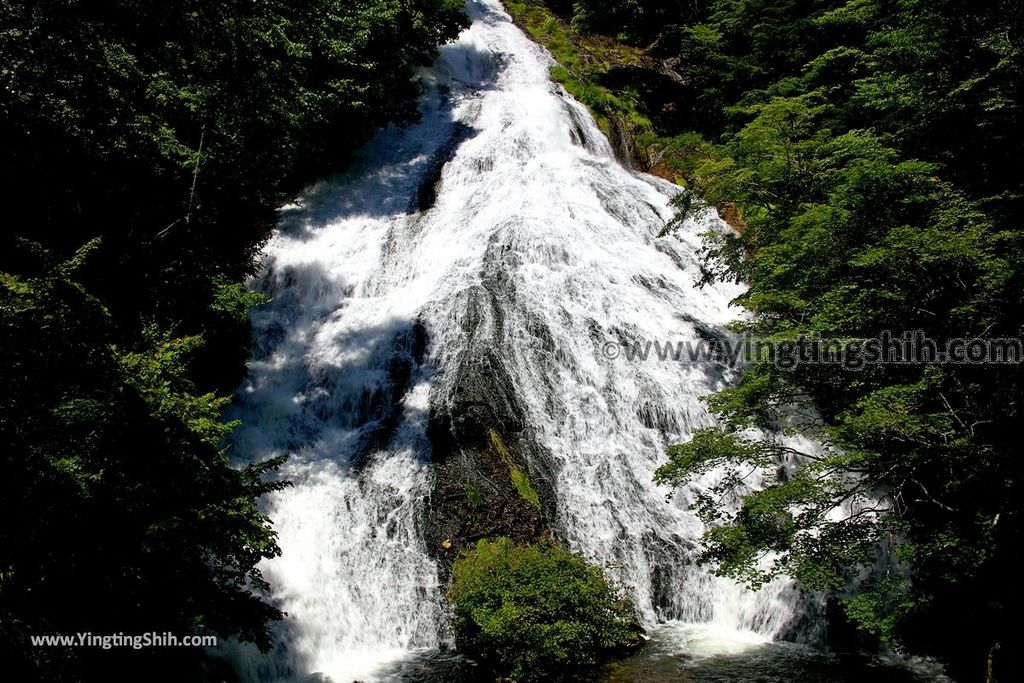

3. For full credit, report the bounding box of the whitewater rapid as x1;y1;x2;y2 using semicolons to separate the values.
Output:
226;1;816;680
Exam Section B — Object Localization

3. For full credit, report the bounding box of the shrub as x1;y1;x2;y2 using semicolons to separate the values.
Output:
449;538;642;681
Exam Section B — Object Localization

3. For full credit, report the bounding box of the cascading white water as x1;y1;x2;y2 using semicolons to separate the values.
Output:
227;1;818;680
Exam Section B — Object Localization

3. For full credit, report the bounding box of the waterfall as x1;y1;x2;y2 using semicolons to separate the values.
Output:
226;1;817;680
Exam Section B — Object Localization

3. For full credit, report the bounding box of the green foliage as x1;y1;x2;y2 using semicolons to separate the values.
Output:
490;429;542;510
841;575;916;647
449;538;641;682
0;241;289;678
505;1;652;138
509;466;542;510
1;0;469;334
210;276;271;325
569;0;706;43
0;0;467;679
465;482;483;508
655;427;775;483
644;0;1024;677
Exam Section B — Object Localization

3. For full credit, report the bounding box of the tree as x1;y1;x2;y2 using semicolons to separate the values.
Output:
0;0;468;679
650;2;1024;679
449;538;641;682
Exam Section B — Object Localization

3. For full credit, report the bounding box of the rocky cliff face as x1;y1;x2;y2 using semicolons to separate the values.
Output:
424;281;557;573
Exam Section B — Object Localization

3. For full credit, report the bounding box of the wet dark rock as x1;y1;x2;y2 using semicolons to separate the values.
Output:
352;320;429;465
424;277;557;574
384;651;481;683
424;422;550;576
605;112;640;170
414;121;477;212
